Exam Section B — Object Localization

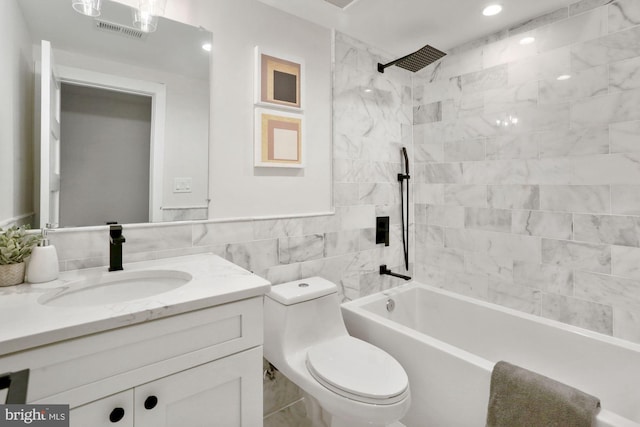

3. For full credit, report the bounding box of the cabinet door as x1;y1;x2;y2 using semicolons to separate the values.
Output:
134;347;262;427
69;389;133;427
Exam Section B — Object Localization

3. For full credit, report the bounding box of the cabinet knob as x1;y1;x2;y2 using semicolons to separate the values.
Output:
109;407;125;423
144;395;158;410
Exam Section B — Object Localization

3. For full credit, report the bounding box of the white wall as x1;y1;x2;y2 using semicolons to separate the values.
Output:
149;0;333;219
0;0;34;226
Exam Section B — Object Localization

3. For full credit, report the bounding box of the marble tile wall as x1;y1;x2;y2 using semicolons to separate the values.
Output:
46;32;412;426
414;0;640;344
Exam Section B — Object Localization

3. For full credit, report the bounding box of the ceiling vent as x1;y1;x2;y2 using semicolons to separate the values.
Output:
95;19;147;40
324;0;360;9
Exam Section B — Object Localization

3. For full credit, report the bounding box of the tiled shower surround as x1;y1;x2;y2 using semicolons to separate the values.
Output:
43;0;640;424
414;0;640;343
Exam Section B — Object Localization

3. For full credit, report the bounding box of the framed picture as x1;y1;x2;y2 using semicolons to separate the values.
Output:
255;108;303;168
255;46;303;110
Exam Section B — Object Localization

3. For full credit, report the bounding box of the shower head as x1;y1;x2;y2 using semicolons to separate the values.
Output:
377;44;447;73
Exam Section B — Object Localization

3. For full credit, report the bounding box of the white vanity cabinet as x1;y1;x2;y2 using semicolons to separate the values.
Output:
0;296;265;427
70;347;261;427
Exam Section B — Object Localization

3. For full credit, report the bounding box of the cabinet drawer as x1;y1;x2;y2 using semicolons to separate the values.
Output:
0;297;262;405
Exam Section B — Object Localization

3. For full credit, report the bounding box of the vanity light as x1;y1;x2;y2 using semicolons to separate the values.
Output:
71;0;102;17
133;0;167;33
202;42;212;52
133;9;158;33
519;36;535;45
482;4;502;16
557;74;572;81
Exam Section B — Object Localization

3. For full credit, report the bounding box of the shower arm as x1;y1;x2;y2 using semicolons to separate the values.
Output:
378;52;414;73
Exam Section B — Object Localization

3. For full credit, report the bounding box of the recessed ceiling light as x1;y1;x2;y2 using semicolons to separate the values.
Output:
519;36;535;45
482;4;503;16
557;74;571;81
202;43;212;52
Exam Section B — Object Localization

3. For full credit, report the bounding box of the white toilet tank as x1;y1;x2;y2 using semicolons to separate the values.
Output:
264;277;350;361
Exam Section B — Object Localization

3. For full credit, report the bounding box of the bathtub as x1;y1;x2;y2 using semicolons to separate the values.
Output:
341;282;640;427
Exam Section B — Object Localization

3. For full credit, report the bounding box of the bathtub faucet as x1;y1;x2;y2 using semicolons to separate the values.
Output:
379;265;411;281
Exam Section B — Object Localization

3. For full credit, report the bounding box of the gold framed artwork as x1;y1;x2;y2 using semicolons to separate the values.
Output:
254;108;303;168
255;46;303;110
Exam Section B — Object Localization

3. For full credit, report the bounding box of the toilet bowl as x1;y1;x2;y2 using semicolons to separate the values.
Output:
263;277;411;427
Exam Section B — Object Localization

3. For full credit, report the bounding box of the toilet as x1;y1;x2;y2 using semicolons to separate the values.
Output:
263;277;411;427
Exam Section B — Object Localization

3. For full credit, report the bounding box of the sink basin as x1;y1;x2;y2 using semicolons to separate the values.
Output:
39;270;192;307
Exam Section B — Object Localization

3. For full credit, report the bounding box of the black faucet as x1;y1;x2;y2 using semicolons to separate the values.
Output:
108;223;126;272
379;265;411;281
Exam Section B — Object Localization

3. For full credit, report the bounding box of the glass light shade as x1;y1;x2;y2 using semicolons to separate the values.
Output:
133;9;159;33
138;0;167;16
71;0;102;17
133;0;167;33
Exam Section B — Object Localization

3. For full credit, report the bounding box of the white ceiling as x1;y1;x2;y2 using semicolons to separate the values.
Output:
257;0;576;56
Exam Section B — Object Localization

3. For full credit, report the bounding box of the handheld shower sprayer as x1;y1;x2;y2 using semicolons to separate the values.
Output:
399;147;410;271
398;147;410;182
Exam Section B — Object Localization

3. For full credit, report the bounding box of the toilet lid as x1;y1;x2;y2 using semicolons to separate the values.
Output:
306;336;409;404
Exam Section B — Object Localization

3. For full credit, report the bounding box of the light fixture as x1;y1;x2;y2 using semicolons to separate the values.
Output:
482;4;502;16
133;10;158;33
133;0;167;33
519;36;535;45
71;0;102;17
202;42;212;52
557;74;572;81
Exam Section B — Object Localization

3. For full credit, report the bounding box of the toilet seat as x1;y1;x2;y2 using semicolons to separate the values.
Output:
306;335;409;405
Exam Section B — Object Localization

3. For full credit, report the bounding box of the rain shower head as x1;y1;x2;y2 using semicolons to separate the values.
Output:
377;44;447;73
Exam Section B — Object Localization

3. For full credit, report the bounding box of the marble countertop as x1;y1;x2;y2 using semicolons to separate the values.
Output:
0;253;271;356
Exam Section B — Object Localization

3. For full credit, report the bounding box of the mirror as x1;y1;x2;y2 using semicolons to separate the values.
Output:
15;0;211;228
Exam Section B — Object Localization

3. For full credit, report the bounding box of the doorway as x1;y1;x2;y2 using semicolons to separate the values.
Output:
59;83;151;227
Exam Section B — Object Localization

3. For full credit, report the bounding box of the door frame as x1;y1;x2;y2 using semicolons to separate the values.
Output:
56;66;166;223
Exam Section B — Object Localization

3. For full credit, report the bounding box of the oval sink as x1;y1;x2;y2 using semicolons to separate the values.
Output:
39;270;192;307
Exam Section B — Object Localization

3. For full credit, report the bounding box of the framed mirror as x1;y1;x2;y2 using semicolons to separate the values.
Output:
11;0;211;228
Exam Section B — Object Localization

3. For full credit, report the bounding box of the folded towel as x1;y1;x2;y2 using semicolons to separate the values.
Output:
486;361;600;427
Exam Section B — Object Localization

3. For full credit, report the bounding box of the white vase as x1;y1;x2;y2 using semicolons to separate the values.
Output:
0;262;26;287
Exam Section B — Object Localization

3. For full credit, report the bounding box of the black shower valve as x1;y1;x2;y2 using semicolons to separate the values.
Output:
376;216;390;246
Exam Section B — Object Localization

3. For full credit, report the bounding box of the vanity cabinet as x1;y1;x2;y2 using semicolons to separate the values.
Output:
70;347;261;427
0;296;264;427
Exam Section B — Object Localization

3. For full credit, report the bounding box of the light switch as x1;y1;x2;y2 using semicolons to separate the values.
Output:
173;177;192;193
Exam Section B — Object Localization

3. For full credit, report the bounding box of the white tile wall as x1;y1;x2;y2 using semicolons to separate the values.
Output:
414;0;640;343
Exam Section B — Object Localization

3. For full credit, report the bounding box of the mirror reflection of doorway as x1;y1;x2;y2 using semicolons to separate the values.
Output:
59;83;151;227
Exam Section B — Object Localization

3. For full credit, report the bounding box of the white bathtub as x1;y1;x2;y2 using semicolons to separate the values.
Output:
341;282;640;427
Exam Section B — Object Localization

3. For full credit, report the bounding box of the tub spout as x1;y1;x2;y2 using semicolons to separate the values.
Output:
379;265;411;281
